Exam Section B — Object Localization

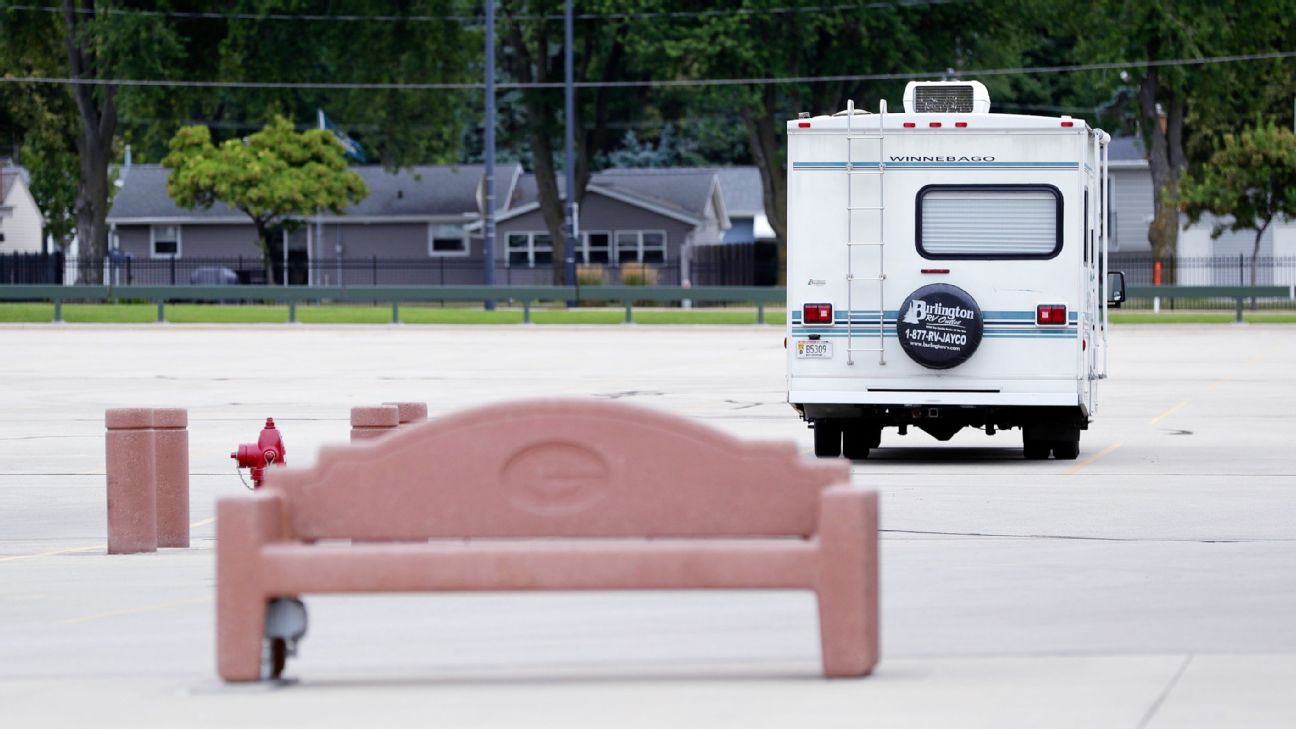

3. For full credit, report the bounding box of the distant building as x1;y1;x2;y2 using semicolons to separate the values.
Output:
0;166;44;253
107;163;499;285
479;168;730;285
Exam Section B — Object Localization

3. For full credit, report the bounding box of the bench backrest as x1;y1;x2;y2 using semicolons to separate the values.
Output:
265;399;848;540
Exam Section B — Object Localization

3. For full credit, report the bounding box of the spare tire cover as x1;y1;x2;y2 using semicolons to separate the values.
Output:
896;283;984;369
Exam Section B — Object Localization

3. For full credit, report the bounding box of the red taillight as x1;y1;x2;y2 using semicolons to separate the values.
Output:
1061;121;1074;127
798;122;811;128
803;303;833;324
929;122;942;128
1036;304;1067;325
955;121;968;128
903;122;916;128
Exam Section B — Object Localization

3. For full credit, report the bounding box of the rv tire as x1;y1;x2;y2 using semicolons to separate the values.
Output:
842;425;880;460
813;420;842;458
1051;440;1080;460
1023;440;1050;460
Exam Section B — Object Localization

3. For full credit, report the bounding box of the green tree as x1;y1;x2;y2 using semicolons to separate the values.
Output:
0;5;86;249
162;116;368;269
1180;124;1296;288
1073;0;1296;267
499;0;639;285
642;0;1024;278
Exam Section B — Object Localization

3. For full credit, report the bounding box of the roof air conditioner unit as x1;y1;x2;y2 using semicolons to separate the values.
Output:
903;81;991;114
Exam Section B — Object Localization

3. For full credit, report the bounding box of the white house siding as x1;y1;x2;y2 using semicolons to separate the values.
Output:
1108;166;1154;254
0;175;45;253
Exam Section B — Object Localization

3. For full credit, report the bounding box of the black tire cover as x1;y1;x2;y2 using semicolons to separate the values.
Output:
896;283;984;369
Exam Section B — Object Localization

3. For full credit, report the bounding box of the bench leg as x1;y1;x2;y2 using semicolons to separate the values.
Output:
216;496;280;681
814;488;879;677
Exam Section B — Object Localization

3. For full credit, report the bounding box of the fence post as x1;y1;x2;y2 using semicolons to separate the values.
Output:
757;302;765;325
624;301;633;324
372;255;378;286
522;300;531;323
54;299;62;323
391;302;399;324
1235;297;1243;323
289;301;297;324
170;255;176;285
156;301;165;323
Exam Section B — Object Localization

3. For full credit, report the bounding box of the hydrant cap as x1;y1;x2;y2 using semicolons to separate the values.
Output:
264;417;276;429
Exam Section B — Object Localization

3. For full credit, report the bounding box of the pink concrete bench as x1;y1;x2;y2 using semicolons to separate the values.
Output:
216;399;877;681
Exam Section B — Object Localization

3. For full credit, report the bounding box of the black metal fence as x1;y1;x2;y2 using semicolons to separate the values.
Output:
0;243;781;288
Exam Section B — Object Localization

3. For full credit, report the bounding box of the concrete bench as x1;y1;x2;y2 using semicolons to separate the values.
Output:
216;399;877;680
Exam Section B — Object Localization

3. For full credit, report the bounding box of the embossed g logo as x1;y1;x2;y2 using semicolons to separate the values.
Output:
502;442;609;515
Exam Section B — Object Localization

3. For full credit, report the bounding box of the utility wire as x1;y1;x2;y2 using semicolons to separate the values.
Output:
0;0;964;24
2;50;1293;92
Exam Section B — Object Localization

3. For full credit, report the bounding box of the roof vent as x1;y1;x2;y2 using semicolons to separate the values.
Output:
903;81;991;114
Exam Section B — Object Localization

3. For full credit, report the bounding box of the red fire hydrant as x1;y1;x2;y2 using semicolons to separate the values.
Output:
231;417;286;489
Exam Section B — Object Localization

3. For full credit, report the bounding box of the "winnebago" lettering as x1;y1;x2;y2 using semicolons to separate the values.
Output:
889;156;996;162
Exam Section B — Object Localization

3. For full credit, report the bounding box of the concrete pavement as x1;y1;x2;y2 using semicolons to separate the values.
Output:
1;323;1294;727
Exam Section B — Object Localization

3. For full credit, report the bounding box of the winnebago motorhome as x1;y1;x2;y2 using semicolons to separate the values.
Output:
786;81;1125;460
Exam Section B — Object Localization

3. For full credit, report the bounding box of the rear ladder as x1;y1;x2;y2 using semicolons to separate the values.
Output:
844;99;887;365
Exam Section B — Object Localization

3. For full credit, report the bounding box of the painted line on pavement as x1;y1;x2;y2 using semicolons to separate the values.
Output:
1;517;214;562
0;544;104;563
1148;401;1188;426
1064;442;1122;475
60;596;211;625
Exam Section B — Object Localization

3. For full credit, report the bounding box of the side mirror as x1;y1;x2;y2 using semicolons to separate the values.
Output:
1106;271;1126;309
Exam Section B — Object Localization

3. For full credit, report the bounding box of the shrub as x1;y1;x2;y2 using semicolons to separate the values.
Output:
621;263;659;287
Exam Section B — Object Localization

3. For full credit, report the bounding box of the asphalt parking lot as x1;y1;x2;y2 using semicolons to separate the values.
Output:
1;323;1293;728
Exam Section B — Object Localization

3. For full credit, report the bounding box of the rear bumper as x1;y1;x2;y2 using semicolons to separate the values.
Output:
789;389;1080;407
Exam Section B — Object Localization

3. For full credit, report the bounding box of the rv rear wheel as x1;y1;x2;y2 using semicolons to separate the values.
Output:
842;425;881;460
1023;440;1050;460
813;420;842;458
1052;440;1080;460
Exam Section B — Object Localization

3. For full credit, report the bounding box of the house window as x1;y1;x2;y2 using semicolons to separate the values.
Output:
505;232;554;267
428;224;469;257
613;230;669;264
151;225;181;258
584;231;610;264
917;185;1061;259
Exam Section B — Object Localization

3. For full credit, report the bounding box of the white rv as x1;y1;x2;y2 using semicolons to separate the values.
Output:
785;81;1125;460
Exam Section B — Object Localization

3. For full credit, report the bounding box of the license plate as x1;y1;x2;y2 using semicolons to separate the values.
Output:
796;340;832;359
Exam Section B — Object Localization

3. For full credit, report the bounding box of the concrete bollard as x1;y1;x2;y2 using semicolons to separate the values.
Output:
105;409;158;554
152;408;190;548
382;401;428;428
350;405;400;442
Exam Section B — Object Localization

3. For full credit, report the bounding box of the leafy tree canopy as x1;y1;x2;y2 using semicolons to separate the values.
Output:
1180;124;1296;285
163;115;368;249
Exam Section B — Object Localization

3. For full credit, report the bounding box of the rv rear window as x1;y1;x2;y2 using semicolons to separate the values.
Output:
916;185;1062;259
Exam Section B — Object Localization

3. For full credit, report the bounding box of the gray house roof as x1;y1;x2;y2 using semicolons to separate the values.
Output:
1;166;31;202
1108;135;1148;168
108;164;486;223
500;168;728;226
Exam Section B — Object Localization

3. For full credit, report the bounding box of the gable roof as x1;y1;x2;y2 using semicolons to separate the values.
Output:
487;167;729;228
107;164;486;223
1;166;30;203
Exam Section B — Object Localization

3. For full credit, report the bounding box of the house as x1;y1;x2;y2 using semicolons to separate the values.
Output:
0;166;45;254
480;167;730;285
1108;136;1295;285
107;163;503;285
106;162;740;286
710;167;777;245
